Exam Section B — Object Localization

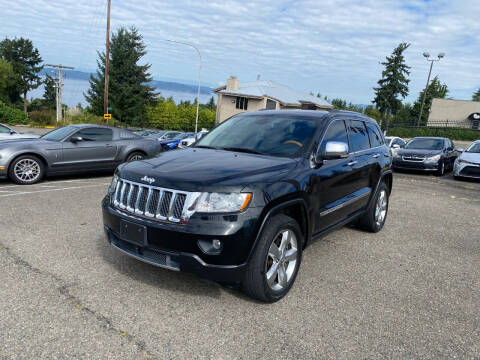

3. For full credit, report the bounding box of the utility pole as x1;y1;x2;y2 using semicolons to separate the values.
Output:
417;52;445;126
45;64;75;125
104;0;111;116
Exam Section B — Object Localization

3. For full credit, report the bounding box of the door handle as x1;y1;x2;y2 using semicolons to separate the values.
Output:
372;154;380;158
347;161;358;166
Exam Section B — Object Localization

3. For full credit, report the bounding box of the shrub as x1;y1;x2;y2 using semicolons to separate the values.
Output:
28;110;56;126
0;101;28;125
387;127;480;141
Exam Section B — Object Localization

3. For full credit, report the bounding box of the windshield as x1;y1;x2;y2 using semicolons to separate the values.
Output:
163;132;180;139
466;142;480;153
41;126;77;141
149;131;167;138
405;138;444;150
195;114;319;157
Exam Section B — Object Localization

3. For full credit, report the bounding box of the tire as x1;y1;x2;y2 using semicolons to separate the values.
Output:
437;160;445;176
126;152;145;162
242;214;303;303
8;155;45;185
356;182;389;233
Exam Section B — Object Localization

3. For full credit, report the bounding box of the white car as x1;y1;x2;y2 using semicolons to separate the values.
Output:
0;124;39;141
453;140;480;180
384;136;406;150
178;130;209;149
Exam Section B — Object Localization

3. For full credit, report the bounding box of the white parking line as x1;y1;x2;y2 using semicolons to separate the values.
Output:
0;183;110;197
0;177;112;189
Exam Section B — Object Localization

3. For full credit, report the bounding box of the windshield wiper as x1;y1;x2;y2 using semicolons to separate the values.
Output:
194;145;221;150
220;147;264;155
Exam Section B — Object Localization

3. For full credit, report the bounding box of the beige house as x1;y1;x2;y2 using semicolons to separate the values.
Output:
214;76;333;123
428;98;480;129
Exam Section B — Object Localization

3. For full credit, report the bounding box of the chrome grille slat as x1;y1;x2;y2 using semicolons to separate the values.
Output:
112;179;190;224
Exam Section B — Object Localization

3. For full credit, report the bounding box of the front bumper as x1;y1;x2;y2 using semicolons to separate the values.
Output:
454;161;480;179
102;196;262;283
392;159;439;171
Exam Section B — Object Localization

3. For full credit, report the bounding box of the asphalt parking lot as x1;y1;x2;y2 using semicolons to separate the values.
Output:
1;172;479;359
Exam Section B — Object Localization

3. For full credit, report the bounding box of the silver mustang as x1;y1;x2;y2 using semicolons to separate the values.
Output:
453;140;480;180
0;124;162;185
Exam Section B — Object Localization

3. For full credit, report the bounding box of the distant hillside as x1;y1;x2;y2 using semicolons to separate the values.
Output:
40;68;213;95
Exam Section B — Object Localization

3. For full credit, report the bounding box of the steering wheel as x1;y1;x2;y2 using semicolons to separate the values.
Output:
283;140;303;147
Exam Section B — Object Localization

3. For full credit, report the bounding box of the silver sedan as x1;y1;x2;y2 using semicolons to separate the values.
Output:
0;124;162;184
453;140;480;180
0;123;39;140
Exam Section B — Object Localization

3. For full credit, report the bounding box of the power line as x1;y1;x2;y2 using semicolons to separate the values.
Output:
45;64;75;125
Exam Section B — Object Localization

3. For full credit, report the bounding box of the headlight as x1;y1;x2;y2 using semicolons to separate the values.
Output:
109;174;119;194
185;192;252;214
424;154;441;164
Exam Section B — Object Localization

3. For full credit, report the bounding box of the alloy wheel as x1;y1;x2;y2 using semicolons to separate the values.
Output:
129;154;144;162
14;158;41;183
265;229;298;291
375;189;388;227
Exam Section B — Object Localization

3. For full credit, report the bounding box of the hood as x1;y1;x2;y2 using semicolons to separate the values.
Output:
0;137;48;149
397;148;443;157
0;133;39;140
459;151;480;164
118;147;298;191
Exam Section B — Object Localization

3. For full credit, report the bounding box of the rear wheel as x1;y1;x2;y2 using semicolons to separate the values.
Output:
356;182;389;233
9;155;45;185
243;214;303;303
126;152;145;162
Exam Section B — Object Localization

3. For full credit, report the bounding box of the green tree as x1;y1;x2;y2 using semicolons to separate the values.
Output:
85;26;156;126
42;74;57;110
0;59;20;104
0;37;43;113
472;88;480;102
411;76;448;126
373;42;411;129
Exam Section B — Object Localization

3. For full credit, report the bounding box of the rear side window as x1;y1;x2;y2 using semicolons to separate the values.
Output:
348;120;370;152
320;120;348;154
119;130;139;139
366;122;384;148
76;128;113;141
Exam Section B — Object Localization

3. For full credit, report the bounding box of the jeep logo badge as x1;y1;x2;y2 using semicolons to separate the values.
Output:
141;176;155;184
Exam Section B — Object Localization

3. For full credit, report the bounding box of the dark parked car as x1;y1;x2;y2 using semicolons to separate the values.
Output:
102;110;392;302
0;124;162;184
392;137;457;176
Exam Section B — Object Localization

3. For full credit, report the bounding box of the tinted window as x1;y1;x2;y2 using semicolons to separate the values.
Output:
196;114;318;157
119;130;139;139
348;120;370;152
366;122;383;148
75;128;113;141
321;120;348;154
0;124;11;133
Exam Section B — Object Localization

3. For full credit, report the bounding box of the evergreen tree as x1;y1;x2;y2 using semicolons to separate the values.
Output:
85;26;156;125
411;76;448;125
0;59;20;104
207;96;215;110
472;88;480;102
373;43;411;129
0;37;43;113
42;74;57;110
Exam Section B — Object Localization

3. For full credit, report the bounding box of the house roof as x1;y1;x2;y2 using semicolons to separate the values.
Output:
215;80;333;108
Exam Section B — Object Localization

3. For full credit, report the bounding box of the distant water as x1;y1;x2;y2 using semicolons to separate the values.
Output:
28;78;214;108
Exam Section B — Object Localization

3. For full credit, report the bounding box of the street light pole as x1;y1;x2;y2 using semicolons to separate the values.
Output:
166;39;202;133
417;52;445;126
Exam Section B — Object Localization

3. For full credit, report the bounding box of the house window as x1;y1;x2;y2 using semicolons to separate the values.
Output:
266;99;277;110
236;97;248;110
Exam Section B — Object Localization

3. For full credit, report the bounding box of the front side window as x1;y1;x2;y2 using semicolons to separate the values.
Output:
366;122;384;148
348;120;370;152
320;120;348;154
75;128;113;141
236;97;248;110
405;138;444;150
196;114;319;157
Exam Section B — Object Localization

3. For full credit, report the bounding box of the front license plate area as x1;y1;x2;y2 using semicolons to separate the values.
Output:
119;220;147;246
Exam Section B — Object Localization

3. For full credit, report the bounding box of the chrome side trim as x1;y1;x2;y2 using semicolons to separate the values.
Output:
320;190;371;217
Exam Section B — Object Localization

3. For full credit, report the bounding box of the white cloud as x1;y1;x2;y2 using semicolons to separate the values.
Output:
1;0;479;103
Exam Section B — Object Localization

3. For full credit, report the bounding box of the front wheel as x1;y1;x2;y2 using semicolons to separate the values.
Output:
242;214;303;303
356;182;389;233
9;155;45;185
437;160;445;176
126;152;145;162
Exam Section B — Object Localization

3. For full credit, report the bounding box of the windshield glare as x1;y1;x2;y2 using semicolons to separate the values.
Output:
405;138;444;150
196;114;318;157
466;142;480;153
41;126;77;141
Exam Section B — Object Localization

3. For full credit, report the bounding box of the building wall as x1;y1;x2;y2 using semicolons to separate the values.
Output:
428;98;480;128
215;94;267;123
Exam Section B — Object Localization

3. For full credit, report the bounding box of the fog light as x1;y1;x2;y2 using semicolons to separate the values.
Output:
198;239;223;255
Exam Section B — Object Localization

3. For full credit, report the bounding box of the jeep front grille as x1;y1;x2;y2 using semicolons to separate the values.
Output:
112;179;189;223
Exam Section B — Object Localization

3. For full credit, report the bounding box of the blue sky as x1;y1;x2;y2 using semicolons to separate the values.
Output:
1;0;479;104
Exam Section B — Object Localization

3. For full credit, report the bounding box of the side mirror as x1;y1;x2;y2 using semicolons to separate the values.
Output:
316;141;349;164
392;144;400;149
456;148;464;153
71;136;83;143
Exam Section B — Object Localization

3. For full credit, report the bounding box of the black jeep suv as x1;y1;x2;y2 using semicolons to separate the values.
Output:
102;110;392;302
